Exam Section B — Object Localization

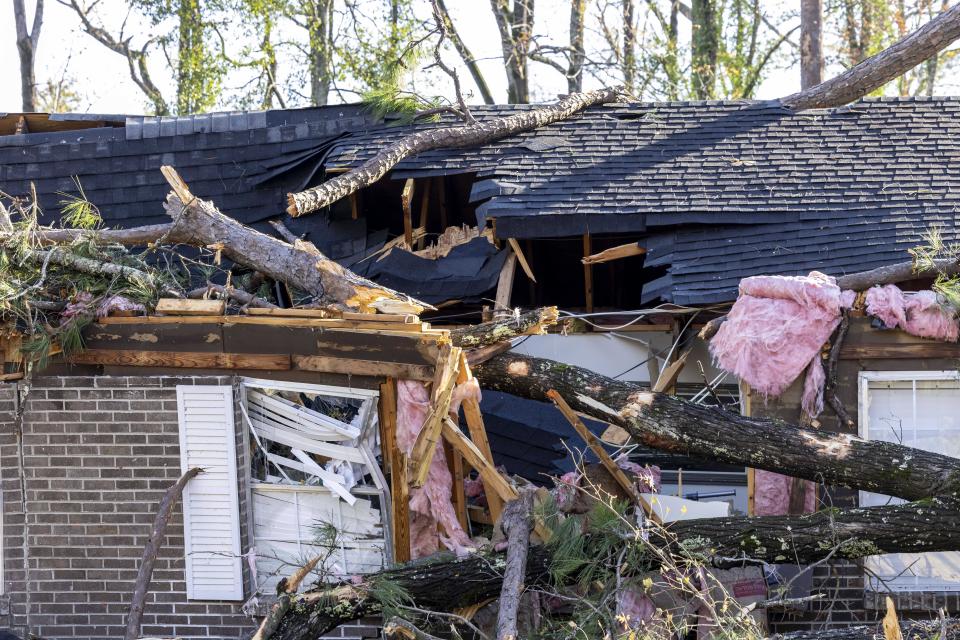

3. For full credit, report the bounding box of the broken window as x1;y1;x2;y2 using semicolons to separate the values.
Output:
239;378;389;595
860;371;960;592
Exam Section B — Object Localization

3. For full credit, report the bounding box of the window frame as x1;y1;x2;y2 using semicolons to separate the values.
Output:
238;377;389;594
858;369;960;593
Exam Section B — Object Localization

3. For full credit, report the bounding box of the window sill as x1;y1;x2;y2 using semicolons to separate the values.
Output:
865;590;960;611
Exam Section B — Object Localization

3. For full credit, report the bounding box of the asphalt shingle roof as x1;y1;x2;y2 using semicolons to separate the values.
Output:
3;97;960;303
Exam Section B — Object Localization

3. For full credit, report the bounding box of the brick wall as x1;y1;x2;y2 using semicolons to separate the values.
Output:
0;376;254;640
0;375;383;640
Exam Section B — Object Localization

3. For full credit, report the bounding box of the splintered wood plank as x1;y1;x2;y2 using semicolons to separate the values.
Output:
409;345;461;487
444;440;469;531
506;238;536;283
402;178;415;247
440;417;517;503
379;378;398;480
839;342;960;359
582;233;594;313
66;349;291;371
293;355;433;381
155;298;225;316
417;177;431;250
652;349;690;393
380;378;410;563
546;389;660;524
457;352;505;522
581;241;646;265
246;308;341;318
98;314;436;335
495;251;518;313
342;312;418;324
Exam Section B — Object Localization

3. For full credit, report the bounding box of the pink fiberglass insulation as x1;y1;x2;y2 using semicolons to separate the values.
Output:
710;271;847;406
753;469;816;515
396;380;474;559
865;285;959;341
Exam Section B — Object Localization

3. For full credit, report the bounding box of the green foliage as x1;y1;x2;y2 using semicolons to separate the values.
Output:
367;574;414;621
58;178;102;230
910;227;960;310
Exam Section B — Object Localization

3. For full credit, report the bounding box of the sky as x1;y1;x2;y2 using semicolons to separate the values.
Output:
3;0;807;115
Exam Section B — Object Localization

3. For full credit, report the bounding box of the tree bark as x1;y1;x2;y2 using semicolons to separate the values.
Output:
496;487;534;640
800;0;823;89
5;223;175;246
449;307;558;349
270;497;960;635
125;467;201;640
567;0;586;93
472;353;960;502
286;87;623;217
490;0;534;103
782;2;960;110
159;167;430;313
667;497;960;565
691;0;718;99
622;0;636;93
270;548;553;640
13;0;43;112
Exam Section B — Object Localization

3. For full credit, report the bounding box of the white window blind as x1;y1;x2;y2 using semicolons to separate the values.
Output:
860;372;960;592
176;385;243;601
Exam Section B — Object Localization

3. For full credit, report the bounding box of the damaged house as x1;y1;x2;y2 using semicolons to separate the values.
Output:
1;93;960;640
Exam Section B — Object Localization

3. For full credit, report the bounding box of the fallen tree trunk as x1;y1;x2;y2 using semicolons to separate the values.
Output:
286;87;625;217
472;353;960;502
270;548;552;640
272;497;960;635
1;223;175;246
781;2;960;110
449;306;558;349
158;166;431;313
667;497;960;565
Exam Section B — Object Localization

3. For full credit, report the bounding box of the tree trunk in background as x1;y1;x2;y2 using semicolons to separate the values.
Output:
436;0;496;103
800;0;823;89
491;0;534;103
622;0;637;93
691;0;719;98
307;0;334;106
472;353;960;502
567;0;586;93
783;1;960;110
13;0;43;112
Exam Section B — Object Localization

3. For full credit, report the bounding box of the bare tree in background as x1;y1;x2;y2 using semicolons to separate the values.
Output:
433;0;495;103
801;0;824;88
528;0;588;93
490;0;535;103
690;0;719;98
13;0;44;112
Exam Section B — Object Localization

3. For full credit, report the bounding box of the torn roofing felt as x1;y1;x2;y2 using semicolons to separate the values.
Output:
3;98;960;304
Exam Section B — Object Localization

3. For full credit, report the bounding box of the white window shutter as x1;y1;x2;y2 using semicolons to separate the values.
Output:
176;385;243;601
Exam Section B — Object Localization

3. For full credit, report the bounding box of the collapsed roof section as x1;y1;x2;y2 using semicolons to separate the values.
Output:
2;98;960;304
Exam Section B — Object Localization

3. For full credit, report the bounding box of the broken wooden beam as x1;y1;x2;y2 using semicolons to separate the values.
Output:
159;165;431;313
547;389;660;523
581;241;646;265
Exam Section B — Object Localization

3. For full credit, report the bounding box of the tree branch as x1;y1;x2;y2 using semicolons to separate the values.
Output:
287;86;625;216
782;2;960;110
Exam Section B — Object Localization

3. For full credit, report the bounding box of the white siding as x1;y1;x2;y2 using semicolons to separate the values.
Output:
177;385;243;601
252;486;385;594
